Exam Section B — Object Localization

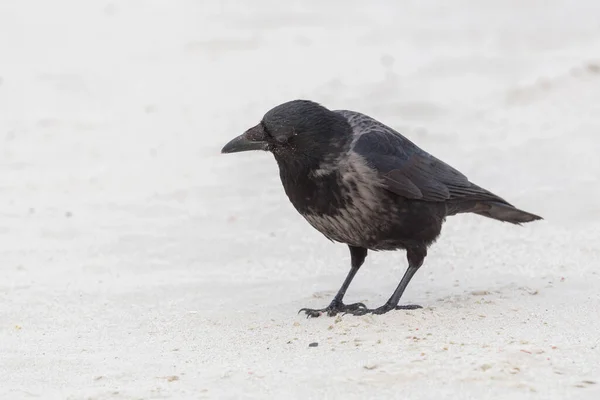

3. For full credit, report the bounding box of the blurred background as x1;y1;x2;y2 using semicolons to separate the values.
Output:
1;1;599;398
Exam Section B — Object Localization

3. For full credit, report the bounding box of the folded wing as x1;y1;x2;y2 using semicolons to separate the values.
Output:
337;110;510;205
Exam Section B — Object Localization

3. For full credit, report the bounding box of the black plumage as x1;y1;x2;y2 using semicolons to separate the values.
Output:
221;100;542;317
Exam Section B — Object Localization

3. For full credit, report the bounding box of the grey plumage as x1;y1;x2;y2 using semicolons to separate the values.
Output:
221;99;542;316
339;109;540;224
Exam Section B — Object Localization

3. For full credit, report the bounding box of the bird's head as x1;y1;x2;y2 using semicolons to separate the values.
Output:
221;100;351;164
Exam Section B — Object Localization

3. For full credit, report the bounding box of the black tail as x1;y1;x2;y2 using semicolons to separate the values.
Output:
471;201;542;225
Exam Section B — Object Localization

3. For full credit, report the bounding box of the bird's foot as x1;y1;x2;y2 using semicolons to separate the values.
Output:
345;303;422;316
298;300;366;318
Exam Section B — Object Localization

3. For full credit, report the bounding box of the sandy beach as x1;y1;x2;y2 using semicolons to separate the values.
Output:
1;1;599;398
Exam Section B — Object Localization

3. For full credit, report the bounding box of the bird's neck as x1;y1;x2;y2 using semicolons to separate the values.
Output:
275;153;346;216
276;156;320;188
273;117;354;215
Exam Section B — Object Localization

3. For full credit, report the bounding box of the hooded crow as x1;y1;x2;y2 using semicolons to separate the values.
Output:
222;100;542;317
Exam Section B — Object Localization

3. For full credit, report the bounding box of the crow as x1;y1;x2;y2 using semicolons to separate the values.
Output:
221;100;542;317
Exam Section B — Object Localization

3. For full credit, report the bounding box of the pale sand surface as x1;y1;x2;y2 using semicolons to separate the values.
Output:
1;1;599;399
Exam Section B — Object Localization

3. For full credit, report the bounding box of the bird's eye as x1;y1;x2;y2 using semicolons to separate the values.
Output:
261;121;289;144
260;121;272;137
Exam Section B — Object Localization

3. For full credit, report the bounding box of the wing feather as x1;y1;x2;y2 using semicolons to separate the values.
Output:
336;110;510;204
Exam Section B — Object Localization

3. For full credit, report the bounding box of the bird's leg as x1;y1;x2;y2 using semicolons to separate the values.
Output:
347;246;426;316
299;246;368;318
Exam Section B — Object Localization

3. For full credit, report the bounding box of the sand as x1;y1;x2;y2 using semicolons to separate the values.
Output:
1;0;599;399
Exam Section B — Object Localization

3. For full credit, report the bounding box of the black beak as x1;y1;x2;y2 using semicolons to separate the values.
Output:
221;125;268;154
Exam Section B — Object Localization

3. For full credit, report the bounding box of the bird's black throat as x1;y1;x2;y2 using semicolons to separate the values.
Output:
271;111;354;217
275;153;349;217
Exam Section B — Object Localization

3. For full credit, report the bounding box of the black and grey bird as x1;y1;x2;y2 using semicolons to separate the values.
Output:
221;100;542;317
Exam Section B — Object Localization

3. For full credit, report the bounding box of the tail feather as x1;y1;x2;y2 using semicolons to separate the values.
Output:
471;201;543;225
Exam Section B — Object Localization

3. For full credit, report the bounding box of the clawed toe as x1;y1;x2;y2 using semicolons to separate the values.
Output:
395;304;422;310
344;303;423;316
298;301;367;318
299;301;422;317
298;308;324;318
343;302;366;311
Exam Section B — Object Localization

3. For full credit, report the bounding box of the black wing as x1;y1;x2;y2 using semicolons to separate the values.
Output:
336;110;510;204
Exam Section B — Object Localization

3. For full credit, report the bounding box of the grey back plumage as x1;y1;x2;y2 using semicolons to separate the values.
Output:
336;110;510;205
